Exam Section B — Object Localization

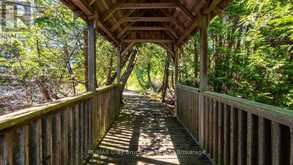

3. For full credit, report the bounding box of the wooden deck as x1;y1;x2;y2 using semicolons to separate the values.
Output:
86;91;212;165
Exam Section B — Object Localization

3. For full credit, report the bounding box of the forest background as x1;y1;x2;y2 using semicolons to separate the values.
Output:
0;0;292;114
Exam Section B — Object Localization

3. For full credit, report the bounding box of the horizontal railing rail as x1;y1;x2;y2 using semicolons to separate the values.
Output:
176;84;293;165
0;84;121;164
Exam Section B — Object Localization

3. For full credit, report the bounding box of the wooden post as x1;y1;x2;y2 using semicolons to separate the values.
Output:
174;46;179;117
87;21;98;145
178;48;182;82
87;21;96;91
199;15;208;91
174;49;179;83
116;44;122;84
198;15;208;146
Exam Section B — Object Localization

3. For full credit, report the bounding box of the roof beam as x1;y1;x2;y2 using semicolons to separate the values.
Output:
117;27;130;39
72;0;94;16
158;43;175;57
101;4;119;22
130;26;178;39
121;42;135;56
204;0;222;14
122;17;173;22
160;8;184;33
173;0;196;20
165;26;179;39
122;39;173;44
102;1;196;24
176;19;198;46
111;17;173;32
100;0;128;22
117;26;179;40
101;2;175;23
71;0;119;45
129;26;169;31
118;2;177;9
175;0;207;46
96;20;119;45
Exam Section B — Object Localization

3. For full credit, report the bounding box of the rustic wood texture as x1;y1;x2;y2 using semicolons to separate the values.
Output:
0;85;121;165
290;128;293;165
87;91;212;165
176;84;293;165
61;0;230;53
272;122;281;165
0;83;292;164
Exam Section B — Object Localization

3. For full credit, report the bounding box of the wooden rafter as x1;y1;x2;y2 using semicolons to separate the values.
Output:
63;0;229;49
101;5;119;22
173;0;196;20
160;8;184;34
117;27;130;39
119;17;172;23
102;1;196;23
110;17;173;32
96;20;119;45
165;26;179;40
99;0;124;32
117;26;179;41
71;0;119;46
121;42;135;56
72;0;93;16
129;26;170;31
158;43;175;58
175;0;207;46
122;39;173;44
204;0;222;14
118;2;177;9
176;19;198;46
100;0;128;22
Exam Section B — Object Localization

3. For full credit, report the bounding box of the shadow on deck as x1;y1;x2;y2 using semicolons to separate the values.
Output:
86;91;211;165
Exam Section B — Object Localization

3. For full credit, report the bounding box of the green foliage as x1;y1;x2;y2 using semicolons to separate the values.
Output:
0;0;291;110
180;0;293;109
129;43;166;90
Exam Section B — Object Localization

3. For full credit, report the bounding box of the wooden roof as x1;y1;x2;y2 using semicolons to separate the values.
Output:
61;0;229;55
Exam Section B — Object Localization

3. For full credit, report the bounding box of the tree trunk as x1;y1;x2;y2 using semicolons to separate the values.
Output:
120;50;137;88
147;63;156;90
36;78;52;102
120;49;138;99
106;56;114;85
108;51;132;84
161;56;170;102
171;69;175;90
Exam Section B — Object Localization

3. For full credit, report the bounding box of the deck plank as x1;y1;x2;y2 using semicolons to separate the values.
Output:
86;91;212;165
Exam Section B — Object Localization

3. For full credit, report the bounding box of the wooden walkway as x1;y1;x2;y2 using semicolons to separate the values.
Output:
87;91;212;165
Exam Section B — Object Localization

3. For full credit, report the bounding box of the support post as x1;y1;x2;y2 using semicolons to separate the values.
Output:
174;49;179;83
116;44;122;84
174;47;179;117
199;16;208;91
87;21;96;91
87;21;98;144
199;15;208;146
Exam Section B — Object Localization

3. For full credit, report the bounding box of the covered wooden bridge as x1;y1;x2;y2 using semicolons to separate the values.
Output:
0;0;292;164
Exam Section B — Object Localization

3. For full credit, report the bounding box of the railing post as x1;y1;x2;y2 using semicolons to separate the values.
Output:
116;44;122;84
87;20;98;144
174;49;179;83
174;45;179;117
199;14;208;146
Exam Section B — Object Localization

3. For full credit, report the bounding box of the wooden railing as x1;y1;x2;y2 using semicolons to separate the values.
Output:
176;84;293;165
0;84;121;164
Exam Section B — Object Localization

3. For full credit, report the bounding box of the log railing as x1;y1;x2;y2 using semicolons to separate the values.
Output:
176;84;293;165
0;84;121;164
